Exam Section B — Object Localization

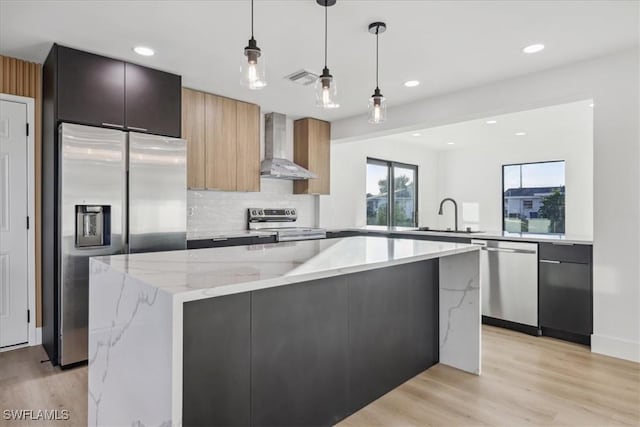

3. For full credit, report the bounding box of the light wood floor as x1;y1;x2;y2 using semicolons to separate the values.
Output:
1;326;638;427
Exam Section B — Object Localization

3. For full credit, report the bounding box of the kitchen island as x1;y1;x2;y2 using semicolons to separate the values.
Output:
88;236;481;427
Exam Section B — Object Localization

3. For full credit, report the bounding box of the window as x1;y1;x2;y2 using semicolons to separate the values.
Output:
503;161;565;234
366;158;418;227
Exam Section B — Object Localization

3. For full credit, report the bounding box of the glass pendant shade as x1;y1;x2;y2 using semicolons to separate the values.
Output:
368;91;387;124
315;68;339;109
241;39;266;90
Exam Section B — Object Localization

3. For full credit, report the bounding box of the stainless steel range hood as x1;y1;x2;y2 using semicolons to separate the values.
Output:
261;112;317;180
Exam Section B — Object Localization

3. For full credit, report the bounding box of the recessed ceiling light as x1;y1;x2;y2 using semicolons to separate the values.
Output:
411;133;421;137
404;80;420;88
447;142;455;145
522;44;545;54
485;120;497;124
133;46;155;56
515;132;527;136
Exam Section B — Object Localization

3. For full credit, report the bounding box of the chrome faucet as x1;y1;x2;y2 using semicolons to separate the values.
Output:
438;198;458;232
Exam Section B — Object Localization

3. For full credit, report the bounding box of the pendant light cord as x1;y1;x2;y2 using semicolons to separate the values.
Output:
324;4;328;68
375;28;379;89
251;0;254;38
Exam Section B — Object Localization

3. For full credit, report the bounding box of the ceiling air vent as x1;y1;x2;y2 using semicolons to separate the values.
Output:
284;69;318;86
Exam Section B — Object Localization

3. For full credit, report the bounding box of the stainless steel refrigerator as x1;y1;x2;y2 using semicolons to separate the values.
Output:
46;123;186;366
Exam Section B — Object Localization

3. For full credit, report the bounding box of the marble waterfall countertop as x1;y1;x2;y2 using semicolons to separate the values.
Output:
89;235;481;426
92;236;479;303
344;225;593;245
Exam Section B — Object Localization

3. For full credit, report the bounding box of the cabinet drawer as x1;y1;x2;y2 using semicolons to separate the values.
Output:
187;235;276;249
539;242;591;264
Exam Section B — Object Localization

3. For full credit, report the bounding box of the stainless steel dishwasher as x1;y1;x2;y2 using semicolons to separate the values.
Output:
472;239;539;330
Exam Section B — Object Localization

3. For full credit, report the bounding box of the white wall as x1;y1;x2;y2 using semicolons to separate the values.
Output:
318;139;439;229
329;48;640;362
435;111;593;236
187;115;319;237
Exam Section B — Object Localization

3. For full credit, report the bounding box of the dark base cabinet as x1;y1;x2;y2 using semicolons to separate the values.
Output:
348;262;439;411
252;277;350;426
539;243;593;344
187;235;276;249
182;260;440;426
183;293;251;427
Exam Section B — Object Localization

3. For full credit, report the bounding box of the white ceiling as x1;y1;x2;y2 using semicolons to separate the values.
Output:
374;99;594;151
0;1;637;122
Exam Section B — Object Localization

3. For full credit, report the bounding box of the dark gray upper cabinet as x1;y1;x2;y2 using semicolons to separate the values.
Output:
125;63;181;137
49;44;181;137
57;46;125;128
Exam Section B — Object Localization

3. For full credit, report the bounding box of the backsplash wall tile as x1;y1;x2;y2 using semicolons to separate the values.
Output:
187;179;318;239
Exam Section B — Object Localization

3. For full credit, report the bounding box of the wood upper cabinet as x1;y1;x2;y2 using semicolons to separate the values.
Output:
125;63;181;137
236;101;261;192
56;46;125;128
293;118;331;195
205;94;237;191
182;89;260;192
182;88;206;189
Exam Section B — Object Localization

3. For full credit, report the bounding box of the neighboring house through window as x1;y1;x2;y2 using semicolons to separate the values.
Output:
366;158;418;227
503;161;566;234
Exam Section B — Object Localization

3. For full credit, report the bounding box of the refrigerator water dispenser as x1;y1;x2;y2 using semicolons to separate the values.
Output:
75;205;111;248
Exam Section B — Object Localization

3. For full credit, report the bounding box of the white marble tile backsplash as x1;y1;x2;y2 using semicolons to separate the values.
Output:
187;178;318;239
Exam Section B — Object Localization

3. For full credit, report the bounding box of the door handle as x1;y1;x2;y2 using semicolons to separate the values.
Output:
551;242;574;246
102;122;124;129
482;247;537;254
128;126;148;132
540;259;561;264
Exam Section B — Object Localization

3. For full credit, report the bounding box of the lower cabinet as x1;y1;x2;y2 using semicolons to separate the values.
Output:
348;262;439;411
182;260;439;426
183;293;251;427
186;235;276;249
539;260;592;336
252;277;349;426
539;243;593;343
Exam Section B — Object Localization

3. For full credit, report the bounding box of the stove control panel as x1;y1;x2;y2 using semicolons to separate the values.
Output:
248;207;297;223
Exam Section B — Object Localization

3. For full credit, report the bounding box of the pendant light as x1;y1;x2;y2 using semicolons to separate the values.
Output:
368;22;387;124
315;0;339;109
240;0;266;89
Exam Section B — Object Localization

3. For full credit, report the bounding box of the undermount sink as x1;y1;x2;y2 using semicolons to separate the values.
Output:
417;227;485;234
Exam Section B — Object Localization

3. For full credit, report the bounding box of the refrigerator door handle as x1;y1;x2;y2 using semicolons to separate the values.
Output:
102;122;124;129
128;126;148;132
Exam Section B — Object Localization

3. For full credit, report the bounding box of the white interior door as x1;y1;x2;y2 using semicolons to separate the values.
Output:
0;99;29;348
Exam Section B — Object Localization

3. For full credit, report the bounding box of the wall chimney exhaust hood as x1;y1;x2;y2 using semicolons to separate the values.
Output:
261;112;317;180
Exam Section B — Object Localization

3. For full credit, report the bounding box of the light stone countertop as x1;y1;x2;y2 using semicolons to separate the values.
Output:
92;236;479;303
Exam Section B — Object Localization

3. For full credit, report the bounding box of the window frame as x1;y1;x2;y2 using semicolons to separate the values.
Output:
501;159;566;234
366;157;419;227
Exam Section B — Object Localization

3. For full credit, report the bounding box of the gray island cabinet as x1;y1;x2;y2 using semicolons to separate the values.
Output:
88;237;481;427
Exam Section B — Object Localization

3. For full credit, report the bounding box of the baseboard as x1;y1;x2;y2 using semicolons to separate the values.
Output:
541;327;590;346
33;327;42;346
482;316;541;336
591;334;640;363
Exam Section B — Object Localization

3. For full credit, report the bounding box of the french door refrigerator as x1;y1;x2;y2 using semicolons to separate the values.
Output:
43;123;186;367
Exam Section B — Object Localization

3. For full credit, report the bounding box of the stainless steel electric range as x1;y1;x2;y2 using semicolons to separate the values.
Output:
248;208;326;242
